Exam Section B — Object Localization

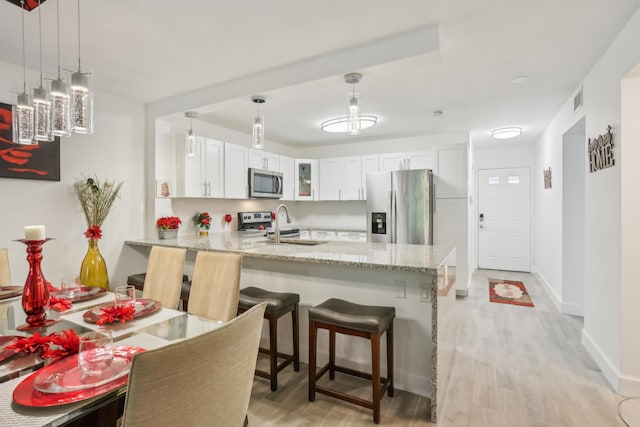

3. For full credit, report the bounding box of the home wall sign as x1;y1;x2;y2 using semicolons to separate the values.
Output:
543;167;552;189
0;102;61;181
588;125;614;173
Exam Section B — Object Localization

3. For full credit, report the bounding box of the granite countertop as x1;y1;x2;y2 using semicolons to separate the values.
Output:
125;232;454;273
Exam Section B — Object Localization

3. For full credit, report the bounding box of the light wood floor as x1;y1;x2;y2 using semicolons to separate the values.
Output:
246;270;631;426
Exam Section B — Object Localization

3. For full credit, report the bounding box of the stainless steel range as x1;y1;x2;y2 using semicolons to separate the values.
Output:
237;211;300;237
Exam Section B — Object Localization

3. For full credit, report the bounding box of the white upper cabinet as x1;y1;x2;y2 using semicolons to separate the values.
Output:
319;158;342;200
379;151;432;172
249;149;279;171
342;156;362;200
434;146;467;198
361;154;379;196
224;143;249;199
379;153;406;172
295;159;319;200
319;156;363;201
177;135;223;197
406;150;433;170
278;155;295;201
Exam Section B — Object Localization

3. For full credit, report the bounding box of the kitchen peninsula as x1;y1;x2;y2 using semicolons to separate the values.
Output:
124;233;456;422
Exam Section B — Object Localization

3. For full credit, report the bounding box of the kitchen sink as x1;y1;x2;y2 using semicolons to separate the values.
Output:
266;237;328;246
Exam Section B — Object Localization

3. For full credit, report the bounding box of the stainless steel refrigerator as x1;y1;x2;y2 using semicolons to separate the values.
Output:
366;169;433;244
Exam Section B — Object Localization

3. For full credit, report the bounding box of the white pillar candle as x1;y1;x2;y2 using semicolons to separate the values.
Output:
25;225;46;241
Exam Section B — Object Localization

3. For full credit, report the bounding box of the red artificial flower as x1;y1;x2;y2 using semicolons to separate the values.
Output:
46;280;59;292
156;216;182;230
49;295;73;312
42;330;80;359
96;304;136;326
6;332;51;354
84;224;103;241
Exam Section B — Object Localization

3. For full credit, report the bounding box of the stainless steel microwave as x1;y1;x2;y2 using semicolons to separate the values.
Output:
248;168;283;199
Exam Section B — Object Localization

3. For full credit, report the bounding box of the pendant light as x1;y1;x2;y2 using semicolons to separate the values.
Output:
67;0;93;134
185;111;198;157
50;0;71;137
345;73;362;135
32;0;53;142
251;96;265;150
13;0;35;145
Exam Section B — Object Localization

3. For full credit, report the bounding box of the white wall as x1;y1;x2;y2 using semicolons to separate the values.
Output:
0;59;146;290
534;7;640;392
620;68;640;394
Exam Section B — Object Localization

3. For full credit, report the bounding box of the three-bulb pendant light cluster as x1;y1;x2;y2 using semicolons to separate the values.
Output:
12;0;93;146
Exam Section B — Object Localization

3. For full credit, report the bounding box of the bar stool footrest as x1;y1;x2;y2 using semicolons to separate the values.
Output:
312;362;391;403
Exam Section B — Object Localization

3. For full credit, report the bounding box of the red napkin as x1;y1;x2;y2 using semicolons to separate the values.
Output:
97;305;136;326
5;332;51;354
5;330;80;360
42;330;80;359
49;295;72;312
46;281;59;292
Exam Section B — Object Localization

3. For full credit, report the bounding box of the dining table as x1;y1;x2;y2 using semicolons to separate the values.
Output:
0;288;226;427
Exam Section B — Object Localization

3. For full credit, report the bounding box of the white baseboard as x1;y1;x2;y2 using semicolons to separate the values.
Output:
620;374;640;396
561;301;584;316
533;269;562;312
581;328;620;392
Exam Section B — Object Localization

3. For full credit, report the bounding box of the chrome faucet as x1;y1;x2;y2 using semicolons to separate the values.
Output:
274;203;292;244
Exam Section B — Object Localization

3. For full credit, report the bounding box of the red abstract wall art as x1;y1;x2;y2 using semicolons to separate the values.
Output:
0;102;60;181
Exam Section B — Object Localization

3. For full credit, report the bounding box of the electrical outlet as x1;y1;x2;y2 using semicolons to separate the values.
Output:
419;282;430;303
395;280;406;299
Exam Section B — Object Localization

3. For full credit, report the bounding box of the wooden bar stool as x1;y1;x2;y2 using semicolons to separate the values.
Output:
237;287;300;391
308;298;394;424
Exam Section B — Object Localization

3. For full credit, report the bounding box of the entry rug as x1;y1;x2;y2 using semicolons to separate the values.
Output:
489;278;534;307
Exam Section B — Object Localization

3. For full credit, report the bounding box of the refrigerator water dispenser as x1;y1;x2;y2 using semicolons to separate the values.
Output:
371;212;387;234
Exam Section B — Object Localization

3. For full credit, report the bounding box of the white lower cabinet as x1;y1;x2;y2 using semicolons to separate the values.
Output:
337;231;367;242
311;230;337;240
433;198;469;294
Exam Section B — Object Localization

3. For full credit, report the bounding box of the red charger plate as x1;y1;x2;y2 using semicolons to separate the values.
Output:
13;346;145;407
0;335;22;364
49;287;107;303
82;299;161;324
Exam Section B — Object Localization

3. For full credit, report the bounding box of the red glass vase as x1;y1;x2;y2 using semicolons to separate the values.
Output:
16;238;56;331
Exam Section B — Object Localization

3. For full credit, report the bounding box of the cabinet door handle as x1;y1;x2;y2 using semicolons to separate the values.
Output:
312;189;315;200
339;189;341;200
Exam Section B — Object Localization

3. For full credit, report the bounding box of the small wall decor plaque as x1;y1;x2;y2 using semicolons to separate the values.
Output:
588;126;614;173
543;167;552;189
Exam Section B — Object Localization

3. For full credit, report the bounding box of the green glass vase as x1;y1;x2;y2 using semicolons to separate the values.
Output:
79;240;109;289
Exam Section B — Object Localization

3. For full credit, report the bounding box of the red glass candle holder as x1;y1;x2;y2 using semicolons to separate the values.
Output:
15;238;57;331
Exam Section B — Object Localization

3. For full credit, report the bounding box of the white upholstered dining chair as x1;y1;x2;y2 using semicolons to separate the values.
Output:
187;251;243;321
120;302;267;427
0;248;11;286
140;246;187;309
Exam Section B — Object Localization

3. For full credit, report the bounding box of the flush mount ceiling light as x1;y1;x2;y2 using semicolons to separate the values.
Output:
491;127;522;139
185;111;198;157
251;96;266;150
320;72;378;135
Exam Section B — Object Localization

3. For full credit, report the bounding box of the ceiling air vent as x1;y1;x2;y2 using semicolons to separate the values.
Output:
574;87;583;113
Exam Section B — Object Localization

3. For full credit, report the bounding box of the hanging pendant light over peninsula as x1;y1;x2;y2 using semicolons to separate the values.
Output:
185;111;198;157
67;0;94;134
251;96;266;149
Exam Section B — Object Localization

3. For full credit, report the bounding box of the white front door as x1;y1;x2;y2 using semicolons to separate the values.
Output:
478;168;531;272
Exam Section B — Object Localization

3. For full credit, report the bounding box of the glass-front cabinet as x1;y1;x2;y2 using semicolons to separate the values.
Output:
294;159;318;201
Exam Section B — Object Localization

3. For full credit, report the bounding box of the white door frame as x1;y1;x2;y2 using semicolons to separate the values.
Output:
475;167;533;271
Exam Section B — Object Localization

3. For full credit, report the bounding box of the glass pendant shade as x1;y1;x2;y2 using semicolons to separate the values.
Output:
186;129;196;157
67;66;94;134
347;96;361;135
13;92;35;145
50;78;72;137
252;115;264;149
32;85;53;142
